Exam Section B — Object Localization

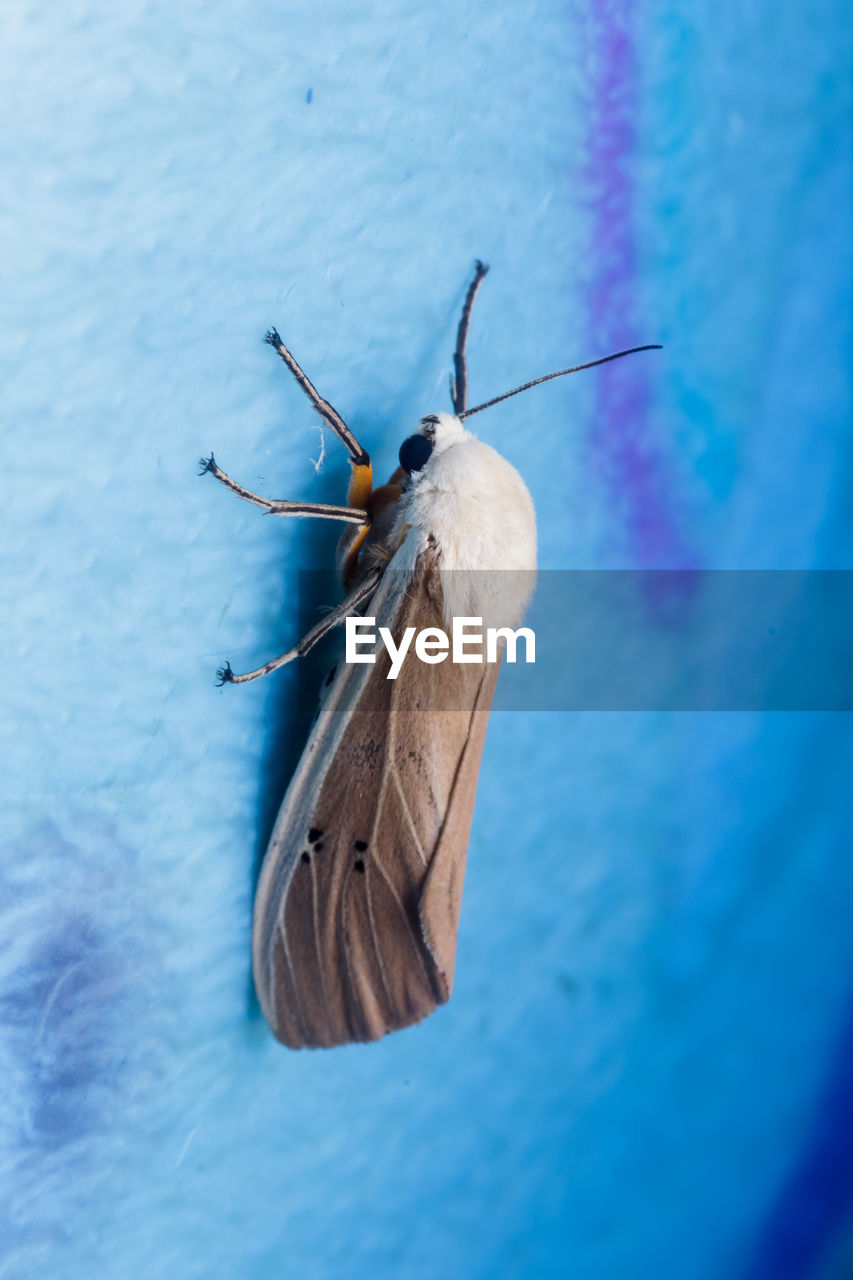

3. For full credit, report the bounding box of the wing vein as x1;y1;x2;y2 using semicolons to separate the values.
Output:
370;841;434;988
309;855;331;1023
368;664;434;985
274;909;310;1045
391;767;429;869
363;770;395;1012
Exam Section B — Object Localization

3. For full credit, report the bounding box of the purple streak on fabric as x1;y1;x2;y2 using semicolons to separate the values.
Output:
586;2;697;568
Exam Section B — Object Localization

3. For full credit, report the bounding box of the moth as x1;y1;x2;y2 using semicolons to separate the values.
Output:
201;263;658;1048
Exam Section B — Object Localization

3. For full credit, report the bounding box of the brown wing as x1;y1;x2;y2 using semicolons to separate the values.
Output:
252;558;499;1048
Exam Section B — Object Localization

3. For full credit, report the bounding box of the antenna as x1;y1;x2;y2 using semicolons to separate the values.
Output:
459;345;663;418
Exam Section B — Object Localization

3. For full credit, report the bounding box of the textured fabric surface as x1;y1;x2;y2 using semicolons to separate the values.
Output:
2;1;852;1277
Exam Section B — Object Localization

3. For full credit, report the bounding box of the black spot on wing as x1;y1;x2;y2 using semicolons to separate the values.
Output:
308;827;323;843
354;859;366;874
354;840;368;853
301;852;311;864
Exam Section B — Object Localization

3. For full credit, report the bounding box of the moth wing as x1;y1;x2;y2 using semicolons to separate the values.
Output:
252;555;498;1048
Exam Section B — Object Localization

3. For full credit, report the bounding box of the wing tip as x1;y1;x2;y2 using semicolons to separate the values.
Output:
262;998;446;1050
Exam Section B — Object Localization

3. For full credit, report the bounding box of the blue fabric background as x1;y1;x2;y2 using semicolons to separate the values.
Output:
2;1;851;1277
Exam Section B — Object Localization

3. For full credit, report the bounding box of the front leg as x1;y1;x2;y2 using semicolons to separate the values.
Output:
199;454;368;526
217;567;382;685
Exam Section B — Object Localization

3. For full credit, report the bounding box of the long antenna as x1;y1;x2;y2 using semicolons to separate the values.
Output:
459;344;663;418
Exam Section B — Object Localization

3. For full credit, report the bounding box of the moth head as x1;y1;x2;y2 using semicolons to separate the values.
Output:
398;413;468;476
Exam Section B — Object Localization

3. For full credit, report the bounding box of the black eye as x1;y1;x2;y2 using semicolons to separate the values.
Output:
399;434;434;475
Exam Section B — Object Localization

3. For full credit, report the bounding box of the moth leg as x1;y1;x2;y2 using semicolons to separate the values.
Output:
265;328;373;509
451;259;489;416
199;454;368;526
217;567;382;686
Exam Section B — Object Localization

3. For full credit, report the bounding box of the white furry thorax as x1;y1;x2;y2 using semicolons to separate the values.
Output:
391;412;537;629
